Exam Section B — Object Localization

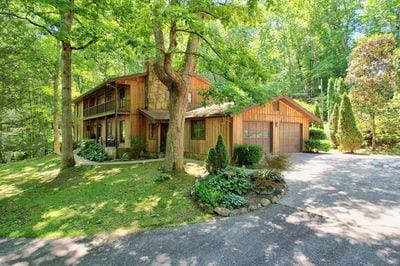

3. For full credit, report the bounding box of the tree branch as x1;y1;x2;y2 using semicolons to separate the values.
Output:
71;37;97;50
176;29;222;59
0;11;55;36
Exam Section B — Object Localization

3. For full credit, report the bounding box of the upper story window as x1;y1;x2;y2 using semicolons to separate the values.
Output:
191;119;205;140
106;92;112;102
119;88;125;100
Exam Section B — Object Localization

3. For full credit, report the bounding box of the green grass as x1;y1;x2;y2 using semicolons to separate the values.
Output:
0;155;212;238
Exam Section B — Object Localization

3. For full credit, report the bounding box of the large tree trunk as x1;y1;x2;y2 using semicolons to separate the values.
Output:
60;5;75;169
164;84;188;170
53;44;61;155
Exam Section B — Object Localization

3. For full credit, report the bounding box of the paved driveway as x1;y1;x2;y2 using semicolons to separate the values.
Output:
1;153;399;265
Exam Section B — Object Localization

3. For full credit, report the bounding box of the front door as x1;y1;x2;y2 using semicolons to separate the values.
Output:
160;124;169;153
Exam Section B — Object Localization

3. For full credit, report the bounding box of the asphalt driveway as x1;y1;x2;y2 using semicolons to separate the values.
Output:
1;153;399;265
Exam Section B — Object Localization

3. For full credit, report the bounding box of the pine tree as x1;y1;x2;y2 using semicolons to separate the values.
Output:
327;77;335;121
215;135;229;170
337;94;363;153
312;104;324;128
329;102;340;148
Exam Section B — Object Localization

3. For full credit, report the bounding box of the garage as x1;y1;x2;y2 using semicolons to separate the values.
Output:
243;121;273;153
279;122;302;153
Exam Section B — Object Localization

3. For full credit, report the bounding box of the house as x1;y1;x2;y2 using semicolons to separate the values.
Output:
73;63;320;159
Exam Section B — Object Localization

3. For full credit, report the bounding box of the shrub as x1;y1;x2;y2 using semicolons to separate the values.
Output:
252;169;285;193
130;135;146;159
121;152;131;161
153;172;172;182
262;153;291;172
205;135;229;173
194;167;251;208
304;139;331;153
222;194;247;209
329;102;340;148
78;139;107;162
309;127;327;140
73;140;81;150
194;179;224;207
233;144;263;166
337;94;363;153
312;103;324;128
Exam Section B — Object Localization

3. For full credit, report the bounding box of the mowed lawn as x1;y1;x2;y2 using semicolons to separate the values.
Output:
0;156;212;238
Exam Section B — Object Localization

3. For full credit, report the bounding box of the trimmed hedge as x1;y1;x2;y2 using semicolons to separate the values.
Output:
309;127;327;140
304;139;331;153
233;144;263;166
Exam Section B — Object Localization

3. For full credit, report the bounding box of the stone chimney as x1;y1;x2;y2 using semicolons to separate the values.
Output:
145;59;169;110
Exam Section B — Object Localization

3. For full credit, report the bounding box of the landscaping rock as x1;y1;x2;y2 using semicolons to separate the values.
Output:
248;204;258;211
214;207;231;217
271;196;279;203
261;198;271;206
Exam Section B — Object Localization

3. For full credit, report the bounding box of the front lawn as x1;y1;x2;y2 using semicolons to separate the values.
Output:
0;156;212;238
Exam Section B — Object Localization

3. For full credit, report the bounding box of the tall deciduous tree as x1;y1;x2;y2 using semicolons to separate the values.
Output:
116;0;270;171
337;93;363;153
346;34;398;150
2;0;105;168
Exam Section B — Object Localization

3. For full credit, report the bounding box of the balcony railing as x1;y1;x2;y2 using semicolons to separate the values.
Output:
83;99;130;118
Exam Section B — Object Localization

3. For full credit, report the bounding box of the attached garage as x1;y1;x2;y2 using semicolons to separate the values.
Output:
243;121;273;153
279;122;303;153
232;96;321;154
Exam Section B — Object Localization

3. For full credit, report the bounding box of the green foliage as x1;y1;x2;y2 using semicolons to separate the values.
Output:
304;139;331;153
329;102;340;148
309;128;327;140
130;135;146;159
153;172;172;182
312;104;324;128
233;144;263;166
206;135;229;173
337;94;363;153
262;153;291;172
252;169;284;193
194;168;251;208
78;139;107;162
221;194;247;209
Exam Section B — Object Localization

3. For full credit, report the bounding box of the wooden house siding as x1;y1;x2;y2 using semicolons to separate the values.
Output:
232;100;310;153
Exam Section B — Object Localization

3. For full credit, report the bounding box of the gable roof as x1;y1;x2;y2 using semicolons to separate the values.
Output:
72;73;210;104
73;73;147;103
138;96;320;122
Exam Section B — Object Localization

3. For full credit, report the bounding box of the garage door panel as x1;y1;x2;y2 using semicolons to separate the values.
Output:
243;121;272;153
279;122;302;153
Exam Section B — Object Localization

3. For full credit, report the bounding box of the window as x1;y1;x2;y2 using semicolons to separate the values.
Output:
191;120;205;140
119;120;126;143
273;101;280;111
119;88;125;100
106;121;113;140
187;92;192;103
106;92;112;102
149;124;157;140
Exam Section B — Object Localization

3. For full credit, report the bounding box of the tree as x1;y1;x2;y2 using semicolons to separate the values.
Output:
312;103;324;128
53;43;61;154
346;34;398;150
116;1;270;171
2;0;105;168
329;102;340;148
337;93;363;153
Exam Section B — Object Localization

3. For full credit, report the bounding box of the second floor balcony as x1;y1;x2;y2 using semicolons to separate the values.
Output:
83;99;130;119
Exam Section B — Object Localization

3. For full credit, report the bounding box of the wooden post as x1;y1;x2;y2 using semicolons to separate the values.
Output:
157;122;161;154
114;83;118;148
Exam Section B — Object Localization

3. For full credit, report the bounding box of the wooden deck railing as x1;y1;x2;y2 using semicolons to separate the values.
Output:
83;99;130;118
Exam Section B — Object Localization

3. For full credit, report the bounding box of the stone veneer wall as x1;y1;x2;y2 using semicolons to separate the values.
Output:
146;61;169;110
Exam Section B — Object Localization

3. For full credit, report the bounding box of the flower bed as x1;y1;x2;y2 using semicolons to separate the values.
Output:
192;167;287;217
